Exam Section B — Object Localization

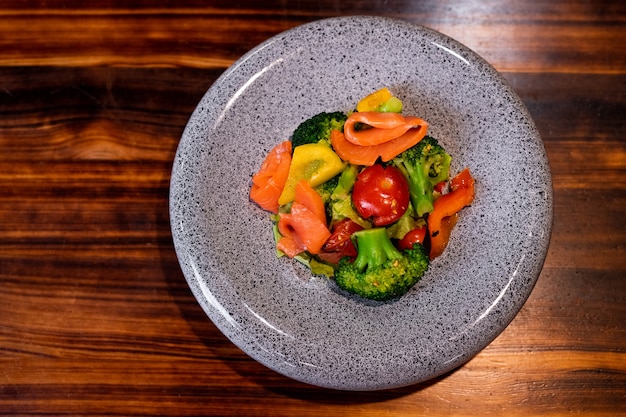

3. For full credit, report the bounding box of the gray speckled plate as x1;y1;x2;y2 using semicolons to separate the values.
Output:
169;16;552;391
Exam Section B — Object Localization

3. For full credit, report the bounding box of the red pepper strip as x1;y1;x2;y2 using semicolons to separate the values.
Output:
427;168;475;259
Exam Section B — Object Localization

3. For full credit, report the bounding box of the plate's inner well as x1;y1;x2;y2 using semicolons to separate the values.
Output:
170;16;552;391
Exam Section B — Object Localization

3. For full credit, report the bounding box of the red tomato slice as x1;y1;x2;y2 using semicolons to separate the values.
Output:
319;218;364;264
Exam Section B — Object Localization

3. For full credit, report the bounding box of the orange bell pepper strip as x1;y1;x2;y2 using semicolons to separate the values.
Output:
427;168;475;259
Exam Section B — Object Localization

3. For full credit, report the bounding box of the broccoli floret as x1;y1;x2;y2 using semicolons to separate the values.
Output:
334;227;429;301
314;175;340;204
315;174;340;220
291;111;348;149
390;136;451;217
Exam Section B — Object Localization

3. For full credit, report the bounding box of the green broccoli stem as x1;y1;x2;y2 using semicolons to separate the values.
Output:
395;161;434;217
352;228;402;271
329;164;371;229
331;164;359;201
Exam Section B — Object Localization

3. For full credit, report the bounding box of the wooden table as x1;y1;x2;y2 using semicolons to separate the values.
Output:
2;1;625;415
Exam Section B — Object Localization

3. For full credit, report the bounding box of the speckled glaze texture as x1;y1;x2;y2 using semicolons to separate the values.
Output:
170;16;553;391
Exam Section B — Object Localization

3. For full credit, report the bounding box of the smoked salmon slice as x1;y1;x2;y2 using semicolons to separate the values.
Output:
276;180;331;257
330;117;428;166
249;141;292;213
292;179;327;224
343;112;426;147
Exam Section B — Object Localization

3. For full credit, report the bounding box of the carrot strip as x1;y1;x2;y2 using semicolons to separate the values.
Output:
427;168;475;259
249;141;292;213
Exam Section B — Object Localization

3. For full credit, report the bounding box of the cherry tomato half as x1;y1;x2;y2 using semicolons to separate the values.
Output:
397;226;427;251
318;218;364;264
352;164;409;226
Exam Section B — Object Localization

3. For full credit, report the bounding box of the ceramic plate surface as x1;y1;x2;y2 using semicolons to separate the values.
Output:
170;16;552;391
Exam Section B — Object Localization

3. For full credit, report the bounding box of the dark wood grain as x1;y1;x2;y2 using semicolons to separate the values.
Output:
1;1;625;416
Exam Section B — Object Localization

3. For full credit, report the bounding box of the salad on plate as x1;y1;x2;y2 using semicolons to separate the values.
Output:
250;88;475;301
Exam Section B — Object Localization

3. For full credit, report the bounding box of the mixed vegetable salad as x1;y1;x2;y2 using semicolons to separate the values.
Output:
250;88;475;301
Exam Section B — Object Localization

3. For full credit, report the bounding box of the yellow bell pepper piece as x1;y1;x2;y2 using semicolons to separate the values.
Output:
278;143;346;206
356;87;393;112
